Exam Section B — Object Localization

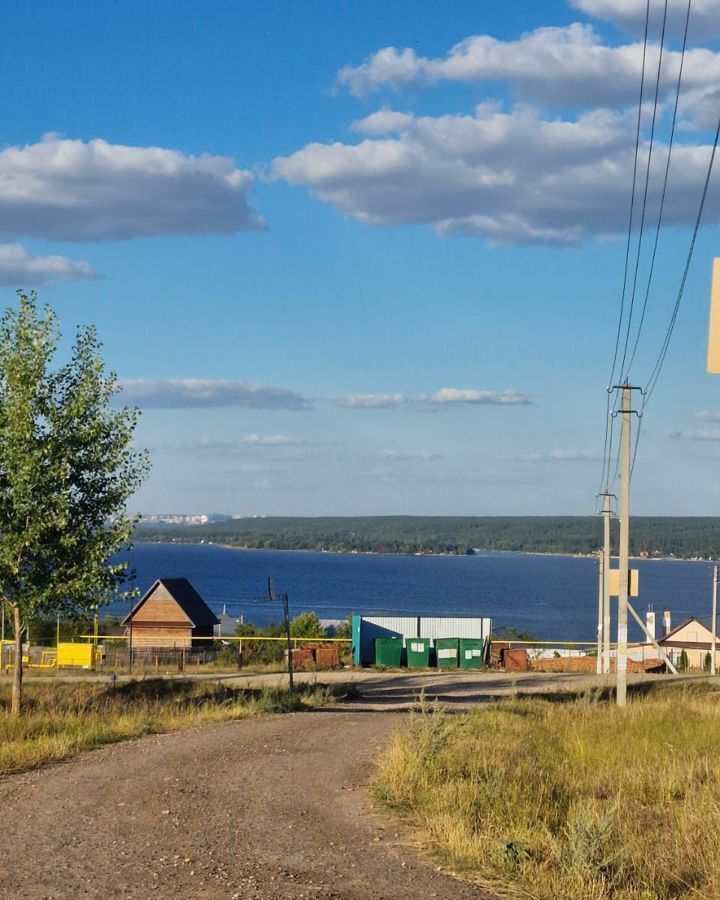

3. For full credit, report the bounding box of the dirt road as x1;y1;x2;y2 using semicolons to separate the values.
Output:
0;707;494;900
0;670;676;899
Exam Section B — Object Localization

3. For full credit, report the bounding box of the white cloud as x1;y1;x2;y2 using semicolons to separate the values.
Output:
0;134;264;242
273;102;720;244
0;243;96;286
241;434;303;446
420;388;532;406
378;449;444;461
669;427;720;440
697;410;720;421
507;449;602;462
333;387;532;408
334;393;406;408
370;467;539;485
117;379;311;410
337;24;720;109
571;0;720;38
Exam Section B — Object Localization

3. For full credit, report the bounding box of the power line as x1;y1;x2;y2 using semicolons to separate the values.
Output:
626;0;692;376
600;0;651;493
619;0;670;381
607;0;652;391
644;111;720;404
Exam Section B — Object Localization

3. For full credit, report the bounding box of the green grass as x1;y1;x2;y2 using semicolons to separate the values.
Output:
373;682;720;900
0;678;354;777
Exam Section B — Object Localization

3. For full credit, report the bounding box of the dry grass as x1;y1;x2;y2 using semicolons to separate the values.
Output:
0;678;353;777
374;682;720;900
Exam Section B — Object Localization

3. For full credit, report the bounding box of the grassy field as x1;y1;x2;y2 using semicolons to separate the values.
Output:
374;682;720;900
0;678;353;777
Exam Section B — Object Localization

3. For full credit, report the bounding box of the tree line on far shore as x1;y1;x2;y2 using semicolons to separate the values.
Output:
136;515;720;559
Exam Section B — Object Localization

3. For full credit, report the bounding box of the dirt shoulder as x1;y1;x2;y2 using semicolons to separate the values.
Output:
0;709;493;900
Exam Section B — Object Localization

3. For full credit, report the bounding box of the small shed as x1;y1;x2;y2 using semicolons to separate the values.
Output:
658;617;720;669
122;578;219;649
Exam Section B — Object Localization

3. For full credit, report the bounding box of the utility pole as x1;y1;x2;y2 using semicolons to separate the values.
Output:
599;492;613;674
712;564;718;675
616;383;637;708
596;550;603;673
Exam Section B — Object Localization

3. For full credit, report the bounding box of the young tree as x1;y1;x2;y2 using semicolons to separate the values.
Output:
289;611;325;639
0;293;149;714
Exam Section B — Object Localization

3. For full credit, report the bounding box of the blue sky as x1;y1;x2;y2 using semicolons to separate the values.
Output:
3;0;720;516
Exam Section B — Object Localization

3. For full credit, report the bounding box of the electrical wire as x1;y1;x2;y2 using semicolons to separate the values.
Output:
600;0;651;493
626;0;691;376
620;0;670;381
643;111;720;404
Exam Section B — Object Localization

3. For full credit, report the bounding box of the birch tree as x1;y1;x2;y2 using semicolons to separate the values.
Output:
0;293;148;714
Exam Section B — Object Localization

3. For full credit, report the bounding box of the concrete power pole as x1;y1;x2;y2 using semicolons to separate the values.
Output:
712;564;718;676
596;550;604;674
601;492;613;674
616;384;637;708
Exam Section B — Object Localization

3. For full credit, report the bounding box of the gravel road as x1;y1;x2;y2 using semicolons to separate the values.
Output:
0;670;677;899
0;707;494;900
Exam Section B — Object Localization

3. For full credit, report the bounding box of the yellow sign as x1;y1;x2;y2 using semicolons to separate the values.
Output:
708;258;720;373
607;569;639;597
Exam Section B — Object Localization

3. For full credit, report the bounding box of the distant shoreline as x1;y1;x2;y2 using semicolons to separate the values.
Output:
134;540;715;564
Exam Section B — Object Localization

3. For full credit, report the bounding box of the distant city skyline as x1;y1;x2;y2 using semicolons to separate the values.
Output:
4;0;720;515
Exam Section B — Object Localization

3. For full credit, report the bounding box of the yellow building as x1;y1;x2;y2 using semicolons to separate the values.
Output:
658;617;720;670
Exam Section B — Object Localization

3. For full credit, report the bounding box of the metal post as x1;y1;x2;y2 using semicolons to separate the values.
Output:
596;551;603;674
617;384;633;708
712;564;718;675
128;575;135;676
56;614;60;649
282;593;294;694
602;492;612;674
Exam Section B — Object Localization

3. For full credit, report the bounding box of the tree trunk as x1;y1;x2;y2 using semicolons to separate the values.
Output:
11;604;22;717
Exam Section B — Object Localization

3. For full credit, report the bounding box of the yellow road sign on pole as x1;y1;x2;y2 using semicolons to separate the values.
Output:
608;568;639;597
707;258;720;373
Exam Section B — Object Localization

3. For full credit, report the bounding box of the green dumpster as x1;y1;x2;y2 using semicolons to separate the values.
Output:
375;637;403;668
459;638;486;670
406;637;431;668
434;637;459;669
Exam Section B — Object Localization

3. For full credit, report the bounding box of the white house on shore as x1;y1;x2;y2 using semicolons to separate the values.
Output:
657;617;720;670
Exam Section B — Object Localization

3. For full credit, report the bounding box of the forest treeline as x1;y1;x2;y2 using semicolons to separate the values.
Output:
135;515;720;559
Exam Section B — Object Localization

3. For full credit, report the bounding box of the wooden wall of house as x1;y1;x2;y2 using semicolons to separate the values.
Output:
129;626;193;649
133;584;193;626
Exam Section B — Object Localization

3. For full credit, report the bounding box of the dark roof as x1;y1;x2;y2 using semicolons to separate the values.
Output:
122;578;220;628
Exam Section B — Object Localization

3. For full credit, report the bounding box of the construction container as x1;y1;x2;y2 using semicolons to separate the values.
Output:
435;637;459;669
353;615;492;666
57;643;96;669
315;645;340;668
374;637;403;668
501;647;529;672
284;647;315;670
406;637;431;668
459;638;486;670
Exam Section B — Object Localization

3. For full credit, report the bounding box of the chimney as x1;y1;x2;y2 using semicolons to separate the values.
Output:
646;604;656;643
663;607;672;636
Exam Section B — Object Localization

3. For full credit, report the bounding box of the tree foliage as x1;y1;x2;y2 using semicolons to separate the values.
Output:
289;611;325;638
0;293;149;713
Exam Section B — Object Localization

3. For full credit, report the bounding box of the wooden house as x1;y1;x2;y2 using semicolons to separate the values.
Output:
122;578;219;649
658;617;720;670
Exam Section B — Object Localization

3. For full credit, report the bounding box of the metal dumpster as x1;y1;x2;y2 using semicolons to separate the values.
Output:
459;638;485;670
434;637;459;669
374;637;403;668
406;637;430;668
